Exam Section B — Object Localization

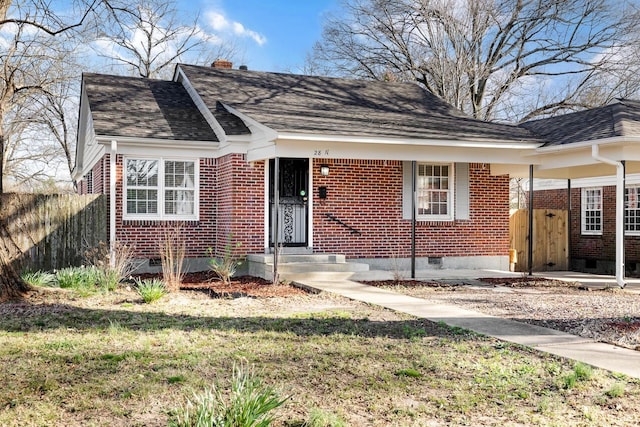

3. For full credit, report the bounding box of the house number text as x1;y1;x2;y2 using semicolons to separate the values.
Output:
313;149;330;156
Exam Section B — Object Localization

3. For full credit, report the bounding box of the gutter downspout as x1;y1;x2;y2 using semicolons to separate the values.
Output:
592;145;625;288
110;140;117;268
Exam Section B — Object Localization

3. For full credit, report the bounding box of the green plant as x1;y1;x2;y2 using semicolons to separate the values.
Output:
135;278;167;303
170;362;289;427
21;270;56;287
562;363;594;390
55;266;101;295
158;224;186;292
574;362;593;381
208;240;243;285
85;241;139;292
395;368;422;378
606;382;625;398
304;408;347;427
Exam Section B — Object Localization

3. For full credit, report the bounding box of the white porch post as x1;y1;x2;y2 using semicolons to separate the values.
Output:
592;145;625;288
110;140;117;268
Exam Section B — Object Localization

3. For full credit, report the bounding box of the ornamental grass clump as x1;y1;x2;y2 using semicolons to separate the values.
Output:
158;224;186;292
84;241;139;292
55;266;102;296
170;362;289;427
21;270;56;287
135;278;167;304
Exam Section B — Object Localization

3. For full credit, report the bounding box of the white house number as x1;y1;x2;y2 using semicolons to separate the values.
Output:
313;149;330;156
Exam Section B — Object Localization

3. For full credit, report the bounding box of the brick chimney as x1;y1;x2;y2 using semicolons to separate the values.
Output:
212;59;233;69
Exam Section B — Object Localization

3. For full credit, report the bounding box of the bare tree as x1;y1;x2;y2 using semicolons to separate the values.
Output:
95;0;238;79
312;0;636;121
0;0;135;299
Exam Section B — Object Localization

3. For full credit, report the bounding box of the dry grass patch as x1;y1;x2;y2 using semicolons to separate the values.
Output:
0;286;639;426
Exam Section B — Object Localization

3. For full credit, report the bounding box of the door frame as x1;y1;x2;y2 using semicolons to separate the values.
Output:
264;157;313;249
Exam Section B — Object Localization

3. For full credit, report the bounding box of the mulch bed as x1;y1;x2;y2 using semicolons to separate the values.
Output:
133;271;308;298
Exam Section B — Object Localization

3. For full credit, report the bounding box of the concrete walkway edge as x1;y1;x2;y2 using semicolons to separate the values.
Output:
294;278;640;379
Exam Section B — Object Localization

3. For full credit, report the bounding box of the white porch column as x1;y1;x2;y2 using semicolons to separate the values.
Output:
592;145;625;288
110;140;117;268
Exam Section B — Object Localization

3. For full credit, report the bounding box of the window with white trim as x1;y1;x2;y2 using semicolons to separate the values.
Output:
124;158;197;220
626;186;640;235
581;187;602;235
85;170;93;193
417;163;454;220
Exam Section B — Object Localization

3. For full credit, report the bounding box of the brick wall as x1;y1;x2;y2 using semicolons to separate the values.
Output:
80;155;511;262
312;160;510;258
532;187;640;269
80;153;267;261
213;155;265;257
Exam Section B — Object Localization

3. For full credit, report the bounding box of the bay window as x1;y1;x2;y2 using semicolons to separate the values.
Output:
124;158;197;220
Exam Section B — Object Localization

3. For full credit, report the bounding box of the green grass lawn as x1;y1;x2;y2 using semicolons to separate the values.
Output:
1;287;639;426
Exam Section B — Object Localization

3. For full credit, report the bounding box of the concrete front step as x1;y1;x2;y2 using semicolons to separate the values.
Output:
246;253;370;281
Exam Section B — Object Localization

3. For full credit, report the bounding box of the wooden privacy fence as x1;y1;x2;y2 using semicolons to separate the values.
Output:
509;209;568;272
2;193;107;271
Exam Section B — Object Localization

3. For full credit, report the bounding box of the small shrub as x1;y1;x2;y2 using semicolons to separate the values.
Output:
158;224;186;292
21;270;56;287
304;408;347;427
135;278;167;303
170;362;288;427
208;241;243;285
85;241;139;292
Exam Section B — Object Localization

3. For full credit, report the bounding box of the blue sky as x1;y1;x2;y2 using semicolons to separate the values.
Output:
187;0;340;72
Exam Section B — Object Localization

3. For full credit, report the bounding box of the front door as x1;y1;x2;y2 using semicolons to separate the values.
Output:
269;158;309;247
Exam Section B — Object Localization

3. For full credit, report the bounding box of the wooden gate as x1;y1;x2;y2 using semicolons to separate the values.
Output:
509;209;568;272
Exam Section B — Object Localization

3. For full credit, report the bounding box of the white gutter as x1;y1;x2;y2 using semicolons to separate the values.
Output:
592;144;625;288
277;132;543;150
110;140;117;268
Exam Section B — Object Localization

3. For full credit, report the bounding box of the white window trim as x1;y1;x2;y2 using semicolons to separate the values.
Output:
416;162;455;221
626;185;640;237
123;156;199;221
581;187;602;236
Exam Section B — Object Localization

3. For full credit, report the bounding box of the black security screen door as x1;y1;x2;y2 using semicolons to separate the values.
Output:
269;158;309;247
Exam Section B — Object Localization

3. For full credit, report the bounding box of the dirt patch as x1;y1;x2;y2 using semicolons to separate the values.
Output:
363;277;640;351
134;272;308;298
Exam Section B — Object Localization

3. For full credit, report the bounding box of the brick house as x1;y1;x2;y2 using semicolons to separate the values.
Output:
73;61;636;281
517;100;640;284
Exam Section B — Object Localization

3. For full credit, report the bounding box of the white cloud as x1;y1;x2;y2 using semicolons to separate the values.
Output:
205;11;266;46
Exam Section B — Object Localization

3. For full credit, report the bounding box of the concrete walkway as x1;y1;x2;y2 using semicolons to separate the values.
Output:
293;270;640;379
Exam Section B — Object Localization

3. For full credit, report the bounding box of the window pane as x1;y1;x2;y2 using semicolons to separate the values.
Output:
165;190;194;215
127;159;158;186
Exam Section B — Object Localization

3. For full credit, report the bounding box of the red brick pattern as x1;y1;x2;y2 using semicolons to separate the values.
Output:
312;160;510;258
79;155;510;261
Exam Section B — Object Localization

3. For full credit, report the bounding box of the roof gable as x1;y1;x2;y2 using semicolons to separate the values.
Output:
83;73;218;142
177;64;542;144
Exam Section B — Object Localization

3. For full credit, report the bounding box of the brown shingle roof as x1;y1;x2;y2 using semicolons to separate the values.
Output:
520;100;640;146
178;64;543;144
83;73;218;142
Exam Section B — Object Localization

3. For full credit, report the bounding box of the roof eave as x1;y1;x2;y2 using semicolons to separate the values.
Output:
534;135;640;154
277;132;543;149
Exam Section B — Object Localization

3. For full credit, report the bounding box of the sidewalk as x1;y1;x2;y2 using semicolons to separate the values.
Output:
293;270;640;379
